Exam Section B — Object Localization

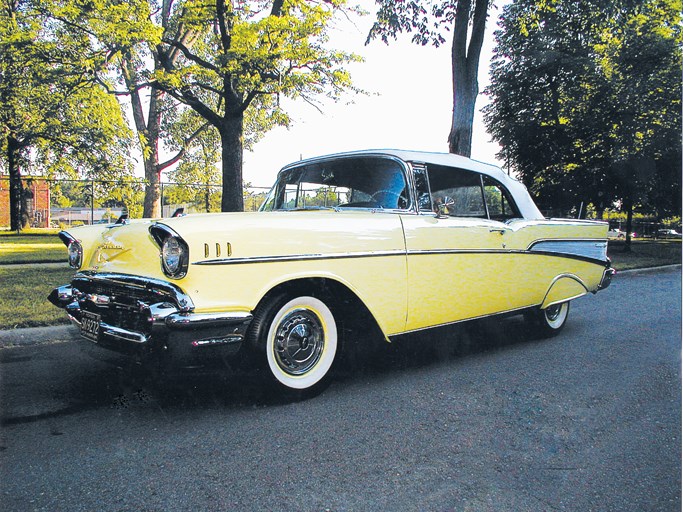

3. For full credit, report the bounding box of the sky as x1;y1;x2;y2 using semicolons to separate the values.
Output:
240;1;508;188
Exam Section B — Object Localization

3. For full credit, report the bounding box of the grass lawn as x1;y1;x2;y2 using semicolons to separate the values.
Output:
0;233;66;264
608;239;681;270
0;265;75;329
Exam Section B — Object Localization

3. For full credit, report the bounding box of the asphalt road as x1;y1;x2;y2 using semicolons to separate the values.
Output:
0;267;680;511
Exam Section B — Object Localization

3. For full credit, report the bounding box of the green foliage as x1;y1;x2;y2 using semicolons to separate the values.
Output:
153;0;364;211
0;0;135;229
165;109;222;212
244;187;268;212
368;0;460;47
484;0;682;218
101;178;145;218
0;0;134;173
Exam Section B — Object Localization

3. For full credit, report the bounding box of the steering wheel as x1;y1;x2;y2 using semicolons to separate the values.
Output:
369;189;406;209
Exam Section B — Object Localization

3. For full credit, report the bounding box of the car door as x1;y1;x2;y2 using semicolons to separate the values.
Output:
401;164;532;333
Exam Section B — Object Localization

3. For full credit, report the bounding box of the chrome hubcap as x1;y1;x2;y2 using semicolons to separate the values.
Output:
274;309;324;376
545;304;563;322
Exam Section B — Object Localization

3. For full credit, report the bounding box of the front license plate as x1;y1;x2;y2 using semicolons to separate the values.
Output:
80;311;101;342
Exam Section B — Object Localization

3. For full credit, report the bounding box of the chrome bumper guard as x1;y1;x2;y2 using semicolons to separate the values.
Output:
48;283;252;354
598;267;616;290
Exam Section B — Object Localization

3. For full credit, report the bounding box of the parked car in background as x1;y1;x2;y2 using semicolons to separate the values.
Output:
48;150;614;395
657;229;682;239
608;229;637;239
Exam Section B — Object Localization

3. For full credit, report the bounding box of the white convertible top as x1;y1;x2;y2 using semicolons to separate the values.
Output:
287;149;545;220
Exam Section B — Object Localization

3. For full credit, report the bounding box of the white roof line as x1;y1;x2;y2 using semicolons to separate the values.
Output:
283;149;544;220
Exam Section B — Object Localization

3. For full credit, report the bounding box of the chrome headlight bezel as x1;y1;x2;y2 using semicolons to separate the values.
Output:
67;241;83;269
161;236;189;278
150;224;189;279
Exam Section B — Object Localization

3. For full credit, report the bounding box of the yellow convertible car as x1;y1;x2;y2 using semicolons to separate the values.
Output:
49;150;614;393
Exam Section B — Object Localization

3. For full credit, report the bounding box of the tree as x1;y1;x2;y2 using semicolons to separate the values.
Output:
154;0;362;212
47;0;210;219
0;0;133;230
484;0;681;237
165;110;223;213
367;0;491;157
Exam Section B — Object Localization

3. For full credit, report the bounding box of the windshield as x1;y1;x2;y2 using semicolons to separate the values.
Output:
260;157;410;211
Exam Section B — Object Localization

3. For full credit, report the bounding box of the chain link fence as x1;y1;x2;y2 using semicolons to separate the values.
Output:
0;177;270;229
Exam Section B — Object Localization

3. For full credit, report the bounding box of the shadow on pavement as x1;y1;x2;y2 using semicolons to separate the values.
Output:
1;313;541;425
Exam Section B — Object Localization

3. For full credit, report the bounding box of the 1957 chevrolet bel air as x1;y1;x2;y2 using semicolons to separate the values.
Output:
49;150;614;393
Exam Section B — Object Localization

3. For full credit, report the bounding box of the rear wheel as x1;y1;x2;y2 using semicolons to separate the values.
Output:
248;294;339;394
525;301;570;337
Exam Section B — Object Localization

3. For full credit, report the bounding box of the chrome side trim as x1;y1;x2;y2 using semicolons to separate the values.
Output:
193;245;612;266
407;249;516;256
409;247;607;265
194;250;405;266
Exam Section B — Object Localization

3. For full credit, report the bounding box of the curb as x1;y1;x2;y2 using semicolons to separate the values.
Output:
1;265;680;349
0;325;75;349
616;264;681;275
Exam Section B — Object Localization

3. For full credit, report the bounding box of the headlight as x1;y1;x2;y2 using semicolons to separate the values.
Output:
161;236;188;278
67;241;82;269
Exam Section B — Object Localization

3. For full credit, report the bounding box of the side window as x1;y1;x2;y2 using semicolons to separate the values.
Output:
414;165;433;212
483;177;520;221
426;165;487;218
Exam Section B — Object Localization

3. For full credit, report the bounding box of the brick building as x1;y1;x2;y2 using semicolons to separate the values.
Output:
0;176;51;228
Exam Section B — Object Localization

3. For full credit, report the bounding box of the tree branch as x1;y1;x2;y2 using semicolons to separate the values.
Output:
161;37;220;72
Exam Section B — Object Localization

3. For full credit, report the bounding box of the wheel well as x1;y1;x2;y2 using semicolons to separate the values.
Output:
254;278;385;341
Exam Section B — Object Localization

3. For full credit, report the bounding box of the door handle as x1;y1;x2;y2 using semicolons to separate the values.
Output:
489;228;507;235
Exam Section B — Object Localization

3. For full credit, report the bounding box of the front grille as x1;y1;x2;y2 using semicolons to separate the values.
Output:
71;272;193;336
72;272;193;310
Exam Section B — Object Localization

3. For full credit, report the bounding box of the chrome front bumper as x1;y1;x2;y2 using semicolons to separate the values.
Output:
48;277;252;362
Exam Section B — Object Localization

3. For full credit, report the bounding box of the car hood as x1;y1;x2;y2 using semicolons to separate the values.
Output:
69;210;406;279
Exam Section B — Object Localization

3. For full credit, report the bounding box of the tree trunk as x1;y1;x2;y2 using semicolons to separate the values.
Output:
448;0;489;157
219;114;244;212
142;155;161;218
122;56;163;219
449;69;477;157
7;136;28;232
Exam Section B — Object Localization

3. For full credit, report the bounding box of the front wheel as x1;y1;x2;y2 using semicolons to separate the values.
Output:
248;294;339;393
525;301;570;337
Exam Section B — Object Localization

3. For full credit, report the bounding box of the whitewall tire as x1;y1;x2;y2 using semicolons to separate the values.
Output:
526;301;570;337
252;295;338;392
